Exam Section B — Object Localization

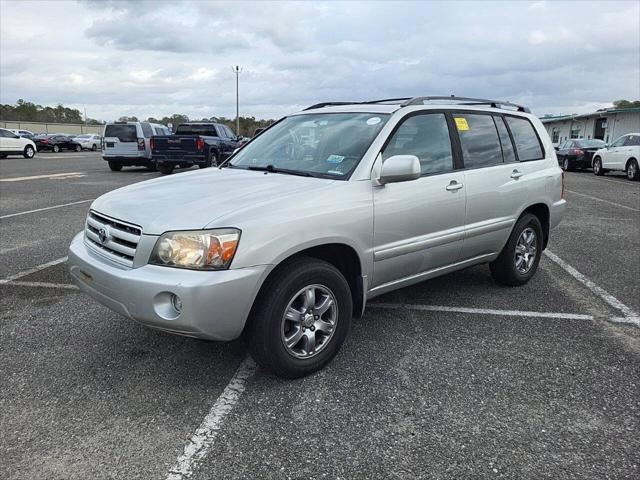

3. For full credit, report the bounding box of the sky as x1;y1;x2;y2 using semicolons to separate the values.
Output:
1;0;639;122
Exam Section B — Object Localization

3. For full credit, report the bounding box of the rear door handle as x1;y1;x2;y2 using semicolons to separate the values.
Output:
446;181;463;191
510;169;523;179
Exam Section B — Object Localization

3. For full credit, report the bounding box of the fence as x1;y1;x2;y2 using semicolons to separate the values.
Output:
0;120;104;135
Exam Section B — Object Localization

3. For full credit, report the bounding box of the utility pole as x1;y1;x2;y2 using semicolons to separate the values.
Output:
84;105;88;131
231;65;242;136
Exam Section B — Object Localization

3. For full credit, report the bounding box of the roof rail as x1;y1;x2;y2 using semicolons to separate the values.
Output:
303;98;412;110
401;95;531;113
303;102;357;111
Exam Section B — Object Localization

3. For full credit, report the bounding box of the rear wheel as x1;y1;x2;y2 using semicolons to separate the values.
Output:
626;159;639;181
23;145;35;158
247;258;352;378
490;213;543;286
75;144;82;152
593;157;604;176
200;151;217;169
562;157;572;172
158;163;174;175
52;145;60;153
91;144;97;151
108;161;122;172
0;154;7;159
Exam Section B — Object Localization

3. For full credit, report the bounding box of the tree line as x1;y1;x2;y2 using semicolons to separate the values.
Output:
0;99;276;137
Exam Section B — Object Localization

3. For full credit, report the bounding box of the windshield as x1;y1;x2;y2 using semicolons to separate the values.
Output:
575;139;606;148
229;112;389;179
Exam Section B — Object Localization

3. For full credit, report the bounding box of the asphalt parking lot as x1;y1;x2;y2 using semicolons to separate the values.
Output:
1;151;639;480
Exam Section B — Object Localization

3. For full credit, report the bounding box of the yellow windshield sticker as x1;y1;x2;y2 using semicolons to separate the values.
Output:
455;117;469;131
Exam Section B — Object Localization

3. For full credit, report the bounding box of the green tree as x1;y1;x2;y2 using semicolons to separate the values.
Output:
613;100;640;109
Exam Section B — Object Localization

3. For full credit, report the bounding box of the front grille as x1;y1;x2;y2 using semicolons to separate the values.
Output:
85;210;142;267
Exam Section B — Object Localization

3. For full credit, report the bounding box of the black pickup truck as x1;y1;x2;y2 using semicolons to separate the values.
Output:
150;123;241;174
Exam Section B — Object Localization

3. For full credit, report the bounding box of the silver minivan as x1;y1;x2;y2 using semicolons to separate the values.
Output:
69;96;566;378
102;121;170;171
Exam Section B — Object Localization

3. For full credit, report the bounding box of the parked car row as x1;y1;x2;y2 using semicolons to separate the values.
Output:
556;133;640;180
101;121;242;174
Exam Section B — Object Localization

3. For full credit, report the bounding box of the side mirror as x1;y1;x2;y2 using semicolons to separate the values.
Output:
379;155;421;184
554;146;559;151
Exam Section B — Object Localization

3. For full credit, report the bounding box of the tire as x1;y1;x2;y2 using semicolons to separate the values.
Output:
247;257;353;378
108;161;122;172
626;159;639;181
146;162;157;172
490;213;543;287
593;157;604;176
0;154;7;159
561;157;572;172
158;163;174;175
52;145;60;153
23;145;35;158
199;151;217;169
75;145;82;152
91;144;97;151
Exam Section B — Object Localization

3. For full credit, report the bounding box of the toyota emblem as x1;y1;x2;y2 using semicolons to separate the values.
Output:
98;226;110;244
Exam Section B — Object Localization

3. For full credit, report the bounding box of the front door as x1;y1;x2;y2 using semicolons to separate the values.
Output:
594;118;607;140
372;112;466;290
604;135;628;169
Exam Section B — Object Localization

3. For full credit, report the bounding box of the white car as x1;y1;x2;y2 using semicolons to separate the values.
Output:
8;128;34;138
0;127;36;158
73;134;102;151
592;133;640;180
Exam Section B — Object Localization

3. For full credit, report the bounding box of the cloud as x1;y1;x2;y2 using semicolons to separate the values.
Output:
0;0;638;121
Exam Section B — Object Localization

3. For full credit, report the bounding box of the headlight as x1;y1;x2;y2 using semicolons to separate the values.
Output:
149;228;240;270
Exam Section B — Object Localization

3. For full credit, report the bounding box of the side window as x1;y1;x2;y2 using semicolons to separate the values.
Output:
505;116;544;161
610;136;626;148
624;135;639;146
382;113;453;175
224;126;235;138
494;116;516;163
455;114;503;168
0;129;10;137
140;123;153;138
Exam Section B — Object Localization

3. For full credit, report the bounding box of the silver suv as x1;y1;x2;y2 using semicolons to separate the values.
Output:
68;96;566;378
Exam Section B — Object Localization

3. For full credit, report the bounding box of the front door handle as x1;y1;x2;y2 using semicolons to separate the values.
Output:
510;169;523;179
446;181;464;191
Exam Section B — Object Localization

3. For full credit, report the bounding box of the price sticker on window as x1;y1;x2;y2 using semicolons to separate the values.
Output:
454;117;470;131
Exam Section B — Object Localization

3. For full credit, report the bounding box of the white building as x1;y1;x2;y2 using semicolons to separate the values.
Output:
540;107;640;146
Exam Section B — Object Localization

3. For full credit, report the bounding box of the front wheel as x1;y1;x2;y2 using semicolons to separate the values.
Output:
52;145;60;153
626;159;639;181
75;145;82;152
247;258;353;378
490;213;543;286
108;161;122;171
23;145;35;158
593;157;604;176
158;163;174;175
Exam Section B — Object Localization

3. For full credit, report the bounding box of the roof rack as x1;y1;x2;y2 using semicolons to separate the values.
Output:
400;95;531;113
303;95;530;113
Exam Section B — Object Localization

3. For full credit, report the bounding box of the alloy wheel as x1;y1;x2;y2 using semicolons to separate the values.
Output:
514;227;537;274
281;284;338;359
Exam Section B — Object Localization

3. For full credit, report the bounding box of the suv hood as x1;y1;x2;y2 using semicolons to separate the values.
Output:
91;167;336;234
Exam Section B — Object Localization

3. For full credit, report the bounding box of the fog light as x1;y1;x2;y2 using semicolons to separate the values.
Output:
171;294;183;312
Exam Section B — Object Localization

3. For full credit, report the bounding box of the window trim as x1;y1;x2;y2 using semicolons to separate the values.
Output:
378;109;462;178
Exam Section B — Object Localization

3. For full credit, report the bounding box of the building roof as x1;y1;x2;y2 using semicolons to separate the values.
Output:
541;107;640;123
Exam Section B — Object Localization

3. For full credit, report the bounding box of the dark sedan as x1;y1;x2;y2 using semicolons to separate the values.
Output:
34;134;82;153
556;139;606;171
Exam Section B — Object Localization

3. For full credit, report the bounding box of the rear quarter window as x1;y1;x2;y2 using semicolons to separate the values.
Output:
104;124;137;142
140;123;153;138
505;116;544;161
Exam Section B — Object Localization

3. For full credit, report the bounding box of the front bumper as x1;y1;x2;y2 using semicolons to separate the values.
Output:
68;232;268;340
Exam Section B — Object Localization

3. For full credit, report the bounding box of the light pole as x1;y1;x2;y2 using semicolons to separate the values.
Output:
231;65;242;136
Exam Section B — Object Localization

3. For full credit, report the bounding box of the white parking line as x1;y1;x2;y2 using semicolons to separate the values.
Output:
0;256;68;284
565;189;640;212
369;302;594;320
544;249;639;325
0;172;86;182
166;356;257;480
0;199;93;219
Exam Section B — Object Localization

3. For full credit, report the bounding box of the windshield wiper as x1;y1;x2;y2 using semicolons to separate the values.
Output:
246;165;313;177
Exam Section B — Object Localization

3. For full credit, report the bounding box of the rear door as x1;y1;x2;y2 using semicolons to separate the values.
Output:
372;112;466;289
456;113;546;261
103;124;139;156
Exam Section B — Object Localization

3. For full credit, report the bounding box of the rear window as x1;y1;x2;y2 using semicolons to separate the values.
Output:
456;114;503;168
175;124;218;136
575;139;606;148
104;124;137;142
505;116;544;161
